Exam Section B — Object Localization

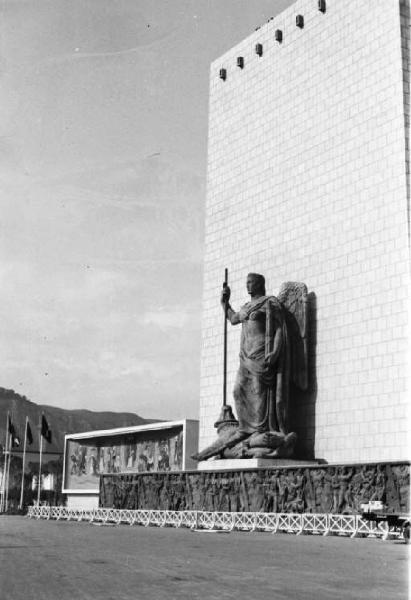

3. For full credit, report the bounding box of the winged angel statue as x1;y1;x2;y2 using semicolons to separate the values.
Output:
192;273;309;462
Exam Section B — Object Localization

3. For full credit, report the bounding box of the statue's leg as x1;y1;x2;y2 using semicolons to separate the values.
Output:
233;366;267;433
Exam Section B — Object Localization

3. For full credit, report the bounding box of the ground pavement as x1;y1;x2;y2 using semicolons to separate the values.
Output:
0;515;408;600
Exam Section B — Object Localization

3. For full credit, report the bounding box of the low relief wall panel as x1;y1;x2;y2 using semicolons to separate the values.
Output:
99;463;409;514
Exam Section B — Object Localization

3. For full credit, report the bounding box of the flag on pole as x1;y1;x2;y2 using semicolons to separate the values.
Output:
26;420;33;445
7;415;20;448
40;415;52;443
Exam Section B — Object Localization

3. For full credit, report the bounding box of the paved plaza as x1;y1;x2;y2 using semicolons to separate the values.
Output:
0;516;408;600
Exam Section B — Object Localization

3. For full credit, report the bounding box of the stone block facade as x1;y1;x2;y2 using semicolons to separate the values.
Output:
200;0;410;463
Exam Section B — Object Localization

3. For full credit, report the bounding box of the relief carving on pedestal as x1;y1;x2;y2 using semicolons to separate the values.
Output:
101;463;409;515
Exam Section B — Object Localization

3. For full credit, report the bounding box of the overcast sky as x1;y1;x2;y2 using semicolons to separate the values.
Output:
1;0;293;420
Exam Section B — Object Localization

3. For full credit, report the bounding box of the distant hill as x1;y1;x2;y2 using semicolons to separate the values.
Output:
0;387;157;454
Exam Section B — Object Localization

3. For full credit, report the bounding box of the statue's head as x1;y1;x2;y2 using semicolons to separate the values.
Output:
246;273;266;296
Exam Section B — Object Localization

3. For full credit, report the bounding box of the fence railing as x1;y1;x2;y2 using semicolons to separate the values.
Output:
26;506;404;540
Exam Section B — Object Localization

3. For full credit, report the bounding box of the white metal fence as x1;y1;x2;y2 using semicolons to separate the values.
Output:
26;506;404;540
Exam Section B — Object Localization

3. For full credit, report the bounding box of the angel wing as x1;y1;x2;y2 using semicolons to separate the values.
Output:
277;281;308;390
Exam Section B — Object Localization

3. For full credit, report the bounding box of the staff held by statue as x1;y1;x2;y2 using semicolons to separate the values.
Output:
214;268;238;431
222;268;228;407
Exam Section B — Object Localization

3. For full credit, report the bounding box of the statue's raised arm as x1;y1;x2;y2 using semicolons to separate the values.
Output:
220;284;241;325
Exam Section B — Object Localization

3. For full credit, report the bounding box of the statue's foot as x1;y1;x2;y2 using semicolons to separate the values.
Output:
247;431;286;449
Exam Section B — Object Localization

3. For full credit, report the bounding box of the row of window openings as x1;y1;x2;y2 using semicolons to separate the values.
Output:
219;0;326;81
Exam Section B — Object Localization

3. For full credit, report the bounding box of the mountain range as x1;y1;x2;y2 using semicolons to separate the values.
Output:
0;387;155;454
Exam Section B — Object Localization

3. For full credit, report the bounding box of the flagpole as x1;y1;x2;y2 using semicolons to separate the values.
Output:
18;417;28;511
5;417;12;512
0;412;10;512
37;424;43;506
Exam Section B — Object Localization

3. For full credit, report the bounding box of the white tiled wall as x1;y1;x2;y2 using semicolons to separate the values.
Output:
200;0;410;463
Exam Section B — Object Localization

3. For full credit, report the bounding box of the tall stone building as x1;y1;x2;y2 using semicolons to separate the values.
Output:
200;0;410;463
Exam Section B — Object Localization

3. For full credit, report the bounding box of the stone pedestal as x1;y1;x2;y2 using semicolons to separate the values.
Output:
197;458;321;471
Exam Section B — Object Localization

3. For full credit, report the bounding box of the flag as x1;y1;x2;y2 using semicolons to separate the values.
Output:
26;420;33;445
7;415;20;448
41;414;52;443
